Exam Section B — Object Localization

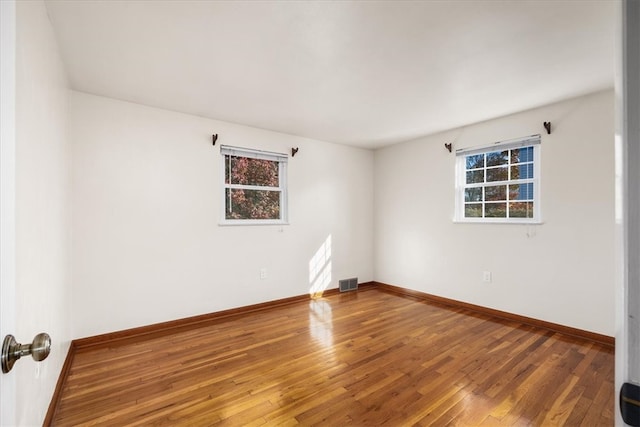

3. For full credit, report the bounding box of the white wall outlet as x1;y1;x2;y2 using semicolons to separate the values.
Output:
482;271;492;283
260;268;267;280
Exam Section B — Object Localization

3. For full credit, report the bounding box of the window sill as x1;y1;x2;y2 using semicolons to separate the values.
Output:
219;220;290;227
453;218;543;225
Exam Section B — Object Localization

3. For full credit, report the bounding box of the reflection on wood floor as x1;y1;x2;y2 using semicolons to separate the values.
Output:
51;287;614;426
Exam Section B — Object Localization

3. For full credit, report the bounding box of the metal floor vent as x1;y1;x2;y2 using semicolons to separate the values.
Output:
339;278;358;292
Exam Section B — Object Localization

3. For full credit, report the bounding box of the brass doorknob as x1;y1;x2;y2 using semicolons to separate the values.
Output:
1;333;51;374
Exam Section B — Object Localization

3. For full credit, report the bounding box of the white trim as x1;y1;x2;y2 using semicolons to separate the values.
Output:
0;1;17;424
220;145;288;162
455;134;541;156
624;0;640;386
453;217;544;225
225;183;282;192
616;4;640;423
219;219;290;226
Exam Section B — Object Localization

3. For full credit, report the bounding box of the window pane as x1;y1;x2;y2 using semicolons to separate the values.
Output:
485;203;506;217
485;185;506;201
486;166;508;182
486;150;508;166
465;188;482;202
509;202;534;218
509;183;534;200
466;170;484;184
466;154;484;170
225;155;279;187
458;141;538;222
510;163;533;180
465;204;482;218
511;146;533;164
225;188;280;220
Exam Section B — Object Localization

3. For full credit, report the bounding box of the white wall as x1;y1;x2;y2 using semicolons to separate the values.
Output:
374;90;615;336
71;92;374;338
15;1;72;425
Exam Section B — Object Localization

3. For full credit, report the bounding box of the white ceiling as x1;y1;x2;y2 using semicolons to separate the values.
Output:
44;0;615;149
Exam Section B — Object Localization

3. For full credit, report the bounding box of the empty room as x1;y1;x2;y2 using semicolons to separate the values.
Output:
1;0;639;426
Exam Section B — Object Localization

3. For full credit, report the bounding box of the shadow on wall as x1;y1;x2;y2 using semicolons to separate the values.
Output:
309;235;332;298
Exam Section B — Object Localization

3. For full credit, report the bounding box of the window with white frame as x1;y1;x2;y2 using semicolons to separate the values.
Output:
220;145;288;224
455;134;541;223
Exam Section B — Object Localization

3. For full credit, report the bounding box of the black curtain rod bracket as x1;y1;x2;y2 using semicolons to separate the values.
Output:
212;134;219;146
444;143;452;153
543;122;551;135
292;147;299;157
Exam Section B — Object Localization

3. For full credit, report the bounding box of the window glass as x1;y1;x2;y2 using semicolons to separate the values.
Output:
486;150;509;167
465;188;482;202
509;202;534;218
485;185;506;201
225;156;279;187
466;170;484;184
221;146;287;224
485;203;507;218
486;167;508;182
456;137;540;223
225;189;280;220
466;154;484;169
465;204;483;218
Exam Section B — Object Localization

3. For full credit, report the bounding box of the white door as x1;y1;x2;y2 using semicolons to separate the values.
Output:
616;1;640;425
0;1;17;424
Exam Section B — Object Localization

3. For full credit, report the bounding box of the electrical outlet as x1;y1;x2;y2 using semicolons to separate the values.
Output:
482;271;492;283
260;268;267;280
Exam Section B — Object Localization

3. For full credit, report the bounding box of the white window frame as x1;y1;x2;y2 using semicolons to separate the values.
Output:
454;134;542;224
220;145;288;226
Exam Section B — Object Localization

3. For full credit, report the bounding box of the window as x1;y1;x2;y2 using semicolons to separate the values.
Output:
455;134;541;223
220;145;288;225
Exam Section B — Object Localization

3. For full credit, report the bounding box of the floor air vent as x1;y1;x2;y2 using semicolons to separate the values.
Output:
339;278;358;292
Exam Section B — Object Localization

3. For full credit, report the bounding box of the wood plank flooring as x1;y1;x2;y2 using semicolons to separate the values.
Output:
51;288;614;426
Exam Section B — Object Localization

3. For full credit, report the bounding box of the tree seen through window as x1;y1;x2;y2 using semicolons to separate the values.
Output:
223;152;285;221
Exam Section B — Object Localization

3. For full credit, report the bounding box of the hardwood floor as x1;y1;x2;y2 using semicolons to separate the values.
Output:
51;288;614;426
